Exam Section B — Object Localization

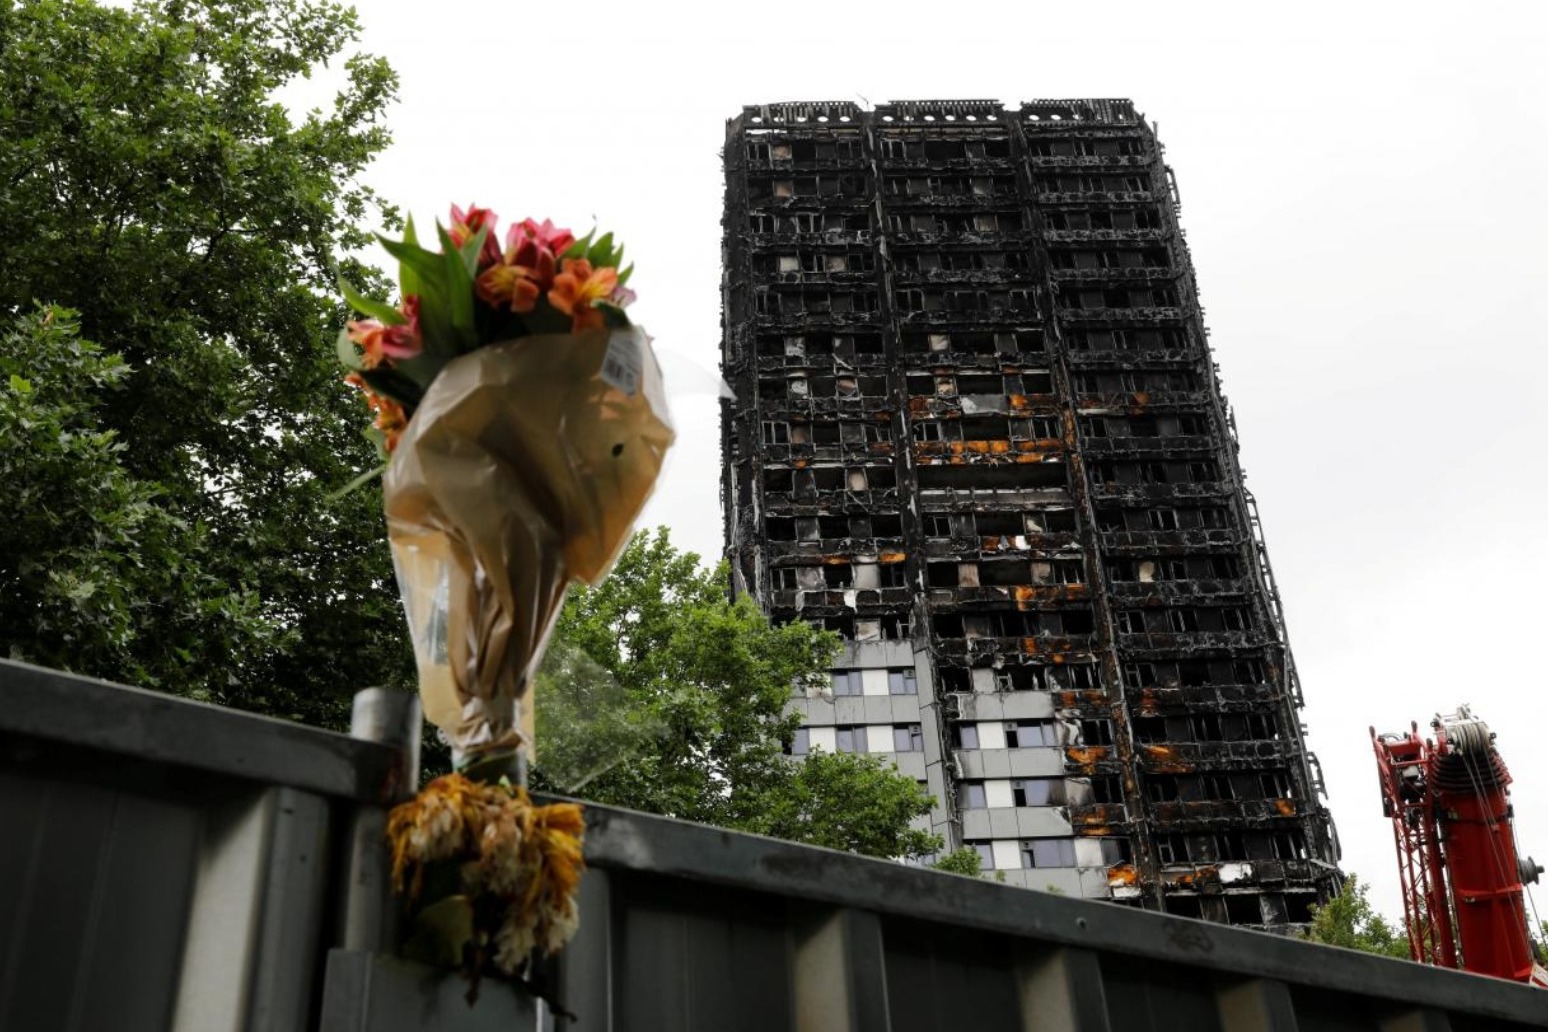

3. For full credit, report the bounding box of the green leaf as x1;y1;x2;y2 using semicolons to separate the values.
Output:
588;232;615;265
326;463;386;502
458;225;489;276
8;373;32;395
389;352;443;392
562;229;594;260
335;327;363;370
435;222;476;347
357;365;426;409
378;234;444;297
412;277;455;360
400;215;423;298
617;262;634;286
338;275;406;325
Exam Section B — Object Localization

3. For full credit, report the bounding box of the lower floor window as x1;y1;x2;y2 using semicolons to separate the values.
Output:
1021;838;1077;869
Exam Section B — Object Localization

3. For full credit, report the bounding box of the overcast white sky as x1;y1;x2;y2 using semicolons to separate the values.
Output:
318;0;1548;920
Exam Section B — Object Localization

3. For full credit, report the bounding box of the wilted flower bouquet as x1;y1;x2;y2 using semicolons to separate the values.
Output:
338;204;673;986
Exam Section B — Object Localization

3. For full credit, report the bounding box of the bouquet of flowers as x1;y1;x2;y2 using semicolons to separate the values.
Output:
338;205;673;984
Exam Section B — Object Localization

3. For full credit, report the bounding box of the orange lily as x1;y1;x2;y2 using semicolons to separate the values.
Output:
548;259;619;331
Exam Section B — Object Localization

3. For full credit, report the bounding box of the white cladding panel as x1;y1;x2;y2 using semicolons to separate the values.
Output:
990;840;1022;871
977;722;1008;750
809;726;837;754
865;725;893;754
984;780;1015;809
861;669;890;697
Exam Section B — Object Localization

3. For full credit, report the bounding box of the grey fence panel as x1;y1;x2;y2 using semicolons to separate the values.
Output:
575;807;1548;1032
0;769;201;1031
0;660;404;1032
4;660;1548;1032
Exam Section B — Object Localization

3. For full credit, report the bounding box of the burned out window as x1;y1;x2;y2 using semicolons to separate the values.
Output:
913;421;944;442
996;666;1045;692
823;564;853;588
1080;720;1114;745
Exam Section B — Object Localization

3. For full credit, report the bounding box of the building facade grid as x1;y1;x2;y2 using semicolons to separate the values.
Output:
719;98;1340;928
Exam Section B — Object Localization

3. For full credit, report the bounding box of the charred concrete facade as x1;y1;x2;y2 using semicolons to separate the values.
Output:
719;99;1341;928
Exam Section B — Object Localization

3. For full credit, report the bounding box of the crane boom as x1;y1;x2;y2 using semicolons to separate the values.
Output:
1371;707;1547;986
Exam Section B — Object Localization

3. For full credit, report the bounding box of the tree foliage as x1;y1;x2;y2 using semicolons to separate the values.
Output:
1300;875;1412;960
531;529;939;860
0;0;409;722
933;847;987;878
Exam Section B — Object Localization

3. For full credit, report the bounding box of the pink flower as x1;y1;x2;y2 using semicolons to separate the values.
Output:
505;219;575;270
380;295;422;360
450;204;503;269
475;218;576;312
346;297;422;365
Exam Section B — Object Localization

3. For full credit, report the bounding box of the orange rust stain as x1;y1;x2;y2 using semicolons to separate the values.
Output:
916;442;945;456
1021;636;1042;655
879;551;907;564
909;397;929;414
1006;394;1029;410
820;556;850;566
869;443;895;456
1132;390;1150;407
1065;746;1111;767
1057;690;1079;709
792;459;809;468
1141;744;1189;774
981;535;1002;550
1081;825;1112;836
1107;864;1139;886
1135;688;1158;716
1273;798;1296;817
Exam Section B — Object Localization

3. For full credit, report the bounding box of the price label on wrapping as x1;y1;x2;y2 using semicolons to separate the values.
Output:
600;331;642;396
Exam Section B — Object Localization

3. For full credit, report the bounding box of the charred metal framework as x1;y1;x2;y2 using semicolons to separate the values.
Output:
719;99;1341;929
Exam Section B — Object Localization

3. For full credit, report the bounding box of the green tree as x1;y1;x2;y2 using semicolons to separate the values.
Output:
1301;875;1412;960
933;847;987;878
0;0;409;722
532;528;939;860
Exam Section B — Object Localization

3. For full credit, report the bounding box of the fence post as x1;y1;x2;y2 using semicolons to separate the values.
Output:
342;688;421;952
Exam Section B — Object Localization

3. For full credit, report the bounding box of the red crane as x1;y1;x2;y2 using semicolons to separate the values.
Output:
1371;707;1548;986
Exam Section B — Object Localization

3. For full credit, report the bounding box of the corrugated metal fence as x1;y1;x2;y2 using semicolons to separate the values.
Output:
1;659;1544;1031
